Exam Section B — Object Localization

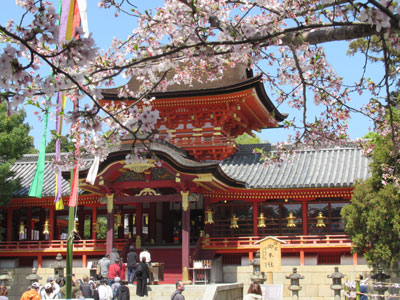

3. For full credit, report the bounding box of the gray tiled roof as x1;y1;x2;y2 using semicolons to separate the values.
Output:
220;144;371;189
10;153;89;198
10;143;370;198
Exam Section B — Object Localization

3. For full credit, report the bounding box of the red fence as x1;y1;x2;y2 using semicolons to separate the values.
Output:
0;239;127;252
202;235;352;250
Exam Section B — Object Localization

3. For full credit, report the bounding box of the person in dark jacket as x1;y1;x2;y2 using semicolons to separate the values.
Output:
170;280;185;300
126;245;138;284
136;257;150;297
80;275;94;299
116;281;129;300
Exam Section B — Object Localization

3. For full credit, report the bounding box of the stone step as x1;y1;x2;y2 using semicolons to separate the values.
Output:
127;284;206;300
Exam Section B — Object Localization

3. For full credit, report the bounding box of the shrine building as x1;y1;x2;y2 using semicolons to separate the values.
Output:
0;65;370;283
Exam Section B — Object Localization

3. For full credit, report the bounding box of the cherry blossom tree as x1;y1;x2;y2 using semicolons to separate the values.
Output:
1;0;400;178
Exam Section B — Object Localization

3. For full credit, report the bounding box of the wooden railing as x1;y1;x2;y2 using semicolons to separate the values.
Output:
0;239;127;252
202;235;352;249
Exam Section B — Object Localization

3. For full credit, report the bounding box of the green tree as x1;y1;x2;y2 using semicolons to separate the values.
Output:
342;125;400;271
46;133;74;153
235;133;264;144
0;103;35;205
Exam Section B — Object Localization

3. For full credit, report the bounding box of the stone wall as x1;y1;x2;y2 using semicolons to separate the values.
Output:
203;283;243;300
223;264;372;300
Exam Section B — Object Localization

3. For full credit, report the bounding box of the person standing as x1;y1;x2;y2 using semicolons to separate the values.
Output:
170;280;185;300
20;282;41;300
243;282;263;300
80;275;94;299
98;279;112;300
118;258;126;281
108;258;122;285
98;254;111;280
116;281;129;300
136;257;150;297
126;245;138;284
109;248;120;265
139;248;151;263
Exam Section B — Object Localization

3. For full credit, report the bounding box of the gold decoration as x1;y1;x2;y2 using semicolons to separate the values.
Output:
115;210;122;227
19;222;25;235
135;188;161;196
286;212;296;228
316;212;326;228
106;193;114;213
73;221;79;233
136;235;141;250
132;215;136;225
94;222;100;233
124;159;155;173
175;173;181;183
181;190;189;211
204;208;214;224
230;214;239;229
257;213;267;228
43;220;50;235
144;215;149;225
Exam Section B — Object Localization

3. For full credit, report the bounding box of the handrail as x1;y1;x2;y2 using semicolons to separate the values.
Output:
202;235;352;249
0;239;128;252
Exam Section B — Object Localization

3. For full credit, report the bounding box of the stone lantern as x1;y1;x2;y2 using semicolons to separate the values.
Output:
249;250;266;284
50;253;65;278
0;270;11;288
371;268;390;300
26;268;42;285
327;267;345;300
286;267;304;300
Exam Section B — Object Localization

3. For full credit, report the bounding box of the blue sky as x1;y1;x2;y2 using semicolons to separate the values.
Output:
1;1;382;148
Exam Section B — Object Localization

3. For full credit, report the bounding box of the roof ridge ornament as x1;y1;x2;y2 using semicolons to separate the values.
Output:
124;159;156;173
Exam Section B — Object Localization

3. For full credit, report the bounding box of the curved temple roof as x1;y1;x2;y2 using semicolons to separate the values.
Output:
10;143;370;198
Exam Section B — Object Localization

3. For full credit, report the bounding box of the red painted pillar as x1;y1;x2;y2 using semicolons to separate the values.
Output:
38;255;43;268
26;207;32;241
353;253;358;265
7;208;13;241
302;202;308;235
300;251;305;266
82;254;87;268
181;191;190;282
78;209;85;237
149;203;156;243
49;206;55;241
136;203;143;240
106;210;115;255
253;202;258;236
92;206;97;240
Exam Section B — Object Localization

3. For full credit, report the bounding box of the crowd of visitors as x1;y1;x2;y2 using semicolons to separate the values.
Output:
18;246;151;300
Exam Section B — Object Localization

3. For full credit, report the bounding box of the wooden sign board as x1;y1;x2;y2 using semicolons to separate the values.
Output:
258;236;284;273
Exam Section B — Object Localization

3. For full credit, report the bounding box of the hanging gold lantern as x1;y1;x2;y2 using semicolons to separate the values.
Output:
230;214;239;229
144;215;149;225
73;221;79;233
316;212;326;228
132;215;136;225
43;220;50;235
286;212;297;228
257;213;267;228
204;208;214;224
94;222;100;233
19;222;25;235
115;211;122;227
